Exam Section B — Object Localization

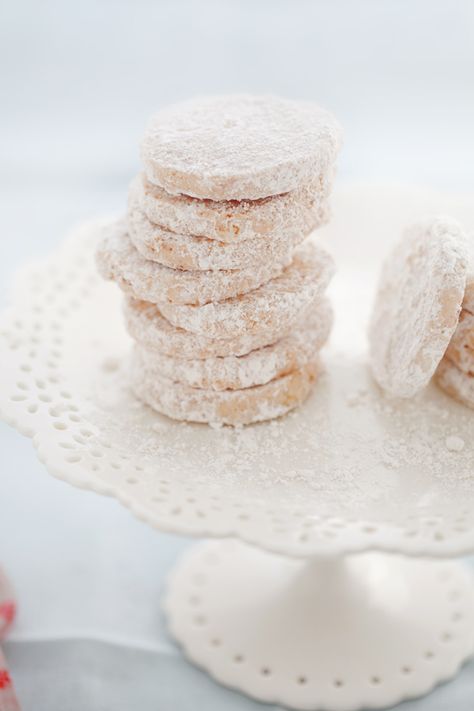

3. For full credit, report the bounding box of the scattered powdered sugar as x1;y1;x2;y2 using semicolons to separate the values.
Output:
101;357;120;373
90;347;474;518
345;387;369;408
445;435;465;452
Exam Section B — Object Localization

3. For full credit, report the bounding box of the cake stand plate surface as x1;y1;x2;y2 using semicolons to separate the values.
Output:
165;540;474;711
2;184;474;711
1;185;474;559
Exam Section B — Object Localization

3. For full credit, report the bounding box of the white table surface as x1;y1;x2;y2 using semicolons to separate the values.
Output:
2;1;474;708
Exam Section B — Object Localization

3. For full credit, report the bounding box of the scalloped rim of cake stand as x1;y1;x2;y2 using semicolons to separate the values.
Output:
1;217;474;560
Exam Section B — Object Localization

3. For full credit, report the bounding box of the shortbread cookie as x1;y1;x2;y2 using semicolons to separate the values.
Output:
435;358;474;409
134;301;332;390
158;240;335;339
369;217;469;398
135;173;331;244
444;310;474;376
141;95;342;200
127;183;309;271
464;270;474;314
97;219;290;306
124;297;326;359
131;352;321;425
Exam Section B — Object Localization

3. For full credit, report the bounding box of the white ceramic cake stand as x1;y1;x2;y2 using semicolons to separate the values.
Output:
2;185;474;711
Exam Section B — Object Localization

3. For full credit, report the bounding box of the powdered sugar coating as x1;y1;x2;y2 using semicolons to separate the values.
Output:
141;95;342;200
135;173;331;244
159;240;335;339
134;300;332;391
369;217;469;398
131;353;321;425
96;219;290;306
127;182;309;271
464;269;474;314
445;310;474;376
435;358;474;409
124;296;326;359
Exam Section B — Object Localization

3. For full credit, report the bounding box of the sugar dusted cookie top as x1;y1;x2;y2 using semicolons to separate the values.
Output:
141;95;342;201
369;217;469;398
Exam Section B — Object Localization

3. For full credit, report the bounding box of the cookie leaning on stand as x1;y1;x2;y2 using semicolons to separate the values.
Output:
444;309;474;376
436;261;474;409
435;358;474;409
463;265;474;314
368;217;470;398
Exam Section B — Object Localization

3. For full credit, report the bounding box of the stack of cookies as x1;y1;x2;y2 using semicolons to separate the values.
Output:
97;95;342;425
436;270;474;409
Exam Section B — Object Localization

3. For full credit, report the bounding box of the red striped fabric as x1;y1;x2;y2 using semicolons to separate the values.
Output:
0;569;20;711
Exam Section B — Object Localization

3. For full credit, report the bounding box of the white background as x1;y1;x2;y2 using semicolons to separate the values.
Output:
1;1;474;709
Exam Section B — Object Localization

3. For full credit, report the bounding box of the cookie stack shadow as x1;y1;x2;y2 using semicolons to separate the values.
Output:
97;95;342;425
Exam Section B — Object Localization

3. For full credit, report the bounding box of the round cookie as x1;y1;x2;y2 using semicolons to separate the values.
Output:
444;310;474;376
124;296;326;360
464;270;474;315
134;172;331;244
140;95;342;201
369;217;469;398
127;182;309;271
96;219;291;306
158;240;335;339
134;300;332;390
435;358;474;410
131;352;321;426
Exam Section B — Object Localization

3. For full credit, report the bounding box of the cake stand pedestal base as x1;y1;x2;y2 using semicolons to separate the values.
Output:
164;540;474;711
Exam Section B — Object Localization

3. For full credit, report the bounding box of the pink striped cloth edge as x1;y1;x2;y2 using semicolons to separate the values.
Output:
0;569;20;711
